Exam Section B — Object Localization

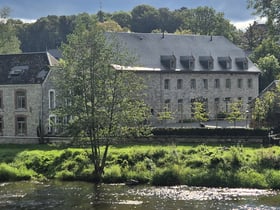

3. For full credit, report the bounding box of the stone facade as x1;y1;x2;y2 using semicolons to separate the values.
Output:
110;32;261;123
137;71;259;122
0;33;262;143
0;84;42;137
0;52;58;143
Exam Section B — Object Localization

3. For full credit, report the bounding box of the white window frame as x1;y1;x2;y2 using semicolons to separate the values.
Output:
48;114;57;134
49;89;56;109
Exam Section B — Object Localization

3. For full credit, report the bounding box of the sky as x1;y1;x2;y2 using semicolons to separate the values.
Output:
1;0;263;30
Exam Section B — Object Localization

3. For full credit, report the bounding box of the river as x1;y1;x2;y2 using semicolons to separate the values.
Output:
1;181;280;209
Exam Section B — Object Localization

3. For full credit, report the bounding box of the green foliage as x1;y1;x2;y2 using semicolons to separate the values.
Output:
226;100;245;127
258;54;280;91
111;11;132;28
152;127;268;136
241;21;268;51
151;165;184;186
0;163;32;182
103;165;123;183
54;14;150;182
15;6;241;52
247;0;280;35
192;101;208;122
252;83;280;128
4;145;280;189
0;7;21;54
131;5;160;33
249;38;280;91
18;15;76;52
236;168;267;188
257;148;280;169
265;170;280;189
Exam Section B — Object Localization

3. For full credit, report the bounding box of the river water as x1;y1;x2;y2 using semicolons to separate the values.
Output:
1;181;280;210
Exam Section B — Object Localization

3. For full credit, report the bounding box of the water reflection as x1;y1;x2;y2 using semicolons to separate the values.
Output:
0;181;280;210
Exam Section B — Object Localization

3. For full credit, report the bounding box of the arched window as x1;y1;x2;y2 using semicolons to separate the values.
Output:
49;89;56;109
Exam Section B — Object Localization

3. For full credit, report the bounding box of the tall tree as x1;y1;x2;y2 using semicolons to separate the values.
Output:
247;0;280;35
54;15;150;182
226;100;245;127
97;20;124;32
258;54;280;91
0;7;21;54
131;5;160;32
192;101;208;124
252;87;278;128
19;15;76;52
250;38;280;90
241;21;268;51
176;6;240;43
111;11;131;29
158;8;180;33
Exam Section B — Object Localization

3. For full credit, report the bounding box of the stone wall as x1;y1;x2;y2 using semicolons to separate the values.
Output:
0;136;39;144
137;71;259;123
0;84;42;137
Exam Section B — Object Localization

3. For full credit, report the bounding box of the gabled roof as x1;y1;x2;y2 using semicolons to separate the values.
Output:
108;32;260;73
0;52;58;85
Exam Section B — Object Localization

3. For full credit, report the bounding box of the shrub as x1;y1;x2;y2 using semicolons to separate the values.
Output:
209;157;224;168
235;168;267;188
151;165;183;186
122;168;151;184
257;149;280;170
0;163;32;181
55;170;75;181
103;165;123;183
265;170;280;189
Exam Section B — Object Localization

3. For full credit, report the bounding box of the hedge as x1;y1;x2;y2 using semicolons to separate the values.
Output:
152;128;268;137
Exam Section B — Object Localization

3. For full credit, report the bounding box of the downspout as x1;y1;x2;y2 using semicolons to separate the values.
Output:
40;82;44;143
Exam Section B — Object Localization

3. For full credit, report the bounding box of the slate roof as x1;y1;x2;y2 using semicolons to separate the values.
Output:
108;32;260;73
0;52;58;85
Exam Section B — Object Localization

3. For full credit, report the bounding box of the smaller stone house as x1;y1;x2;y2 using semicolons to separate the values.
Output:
0;52;58;143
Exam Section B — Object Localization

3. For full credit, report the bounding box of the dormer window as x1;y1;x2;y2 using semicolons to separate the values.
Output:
235;57;248;70
8;66;29;79
180;56;195;70
218;56;232;69
160;55;176;70
199;56;213;70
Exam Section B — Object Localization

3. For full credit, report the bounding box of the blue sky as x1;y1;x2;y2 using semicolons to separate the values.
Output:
1;0;262;30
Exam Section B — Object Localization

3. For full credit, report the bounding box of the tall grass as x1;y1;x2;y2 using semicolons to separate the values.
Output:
2;144;280;188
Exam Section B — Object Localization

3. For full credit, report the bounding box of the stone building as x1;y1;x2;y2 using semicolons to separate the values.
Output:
0;33;262;143
111;32;261;123
0;52;58;143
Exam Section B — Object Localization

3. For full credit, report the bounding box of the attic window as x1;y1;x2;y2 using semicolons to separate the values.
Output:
218;56;232;69
199;56;213;70
180;56;195;70
8;66;29;78
160;55;176;70
235;57;248;70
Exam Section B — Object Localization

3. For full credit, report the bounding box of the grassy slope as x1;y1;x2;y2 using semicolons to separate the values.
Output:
1;144;280;189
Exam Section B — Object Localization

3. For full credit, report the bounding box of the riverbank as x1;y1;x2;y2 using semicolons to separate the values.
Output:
1;144;280;189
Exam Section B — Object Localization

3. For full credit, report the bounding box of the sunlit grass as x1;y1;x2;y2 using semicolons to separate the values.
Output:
1;143;280;188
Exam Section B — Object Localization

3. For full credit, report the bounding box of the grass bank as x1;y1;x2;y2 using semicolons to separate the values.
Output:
1;144;280;189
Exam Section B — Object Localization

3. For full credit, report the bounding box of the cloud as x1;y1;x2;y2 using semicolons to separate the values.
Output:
18;18;37;23
231;17;267;31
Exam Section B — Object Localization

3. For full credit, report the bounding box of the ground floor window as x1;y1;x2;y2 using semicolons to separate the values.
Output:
48;115;57;135
15;115;27;135
0;116;3;135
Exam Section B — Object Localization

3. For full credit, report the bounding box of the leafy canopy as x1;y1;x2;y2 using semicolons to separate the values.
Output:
53;14;150;181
